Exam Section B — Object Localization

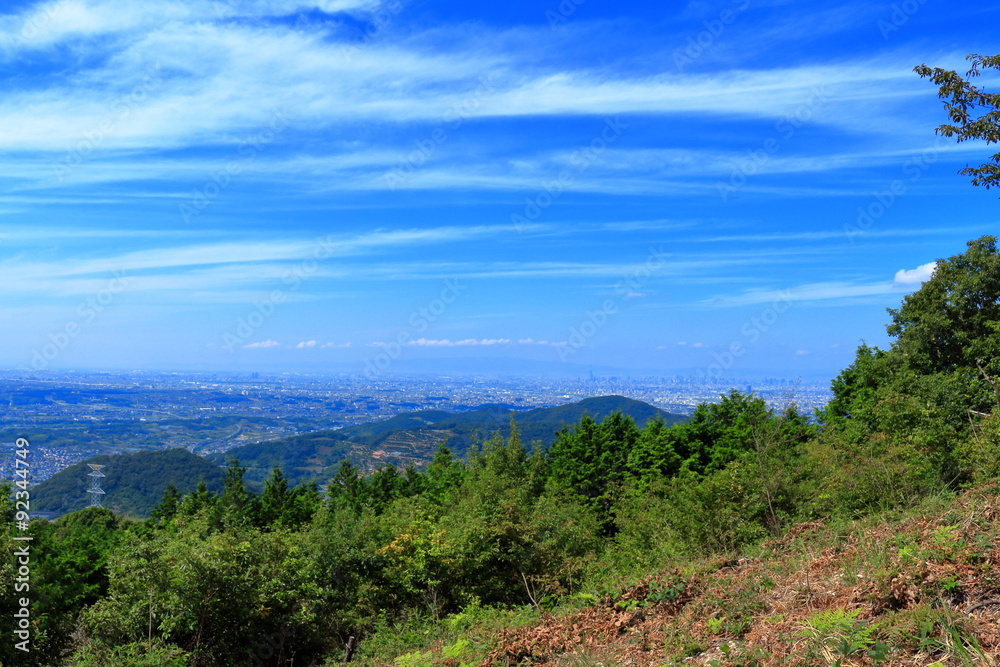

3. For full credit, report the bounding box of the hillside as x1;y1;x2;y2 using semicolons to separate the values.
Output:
214;395;686;485
32;448;225;517
376;484;1000;666
339;394;684;455
209;430;363;488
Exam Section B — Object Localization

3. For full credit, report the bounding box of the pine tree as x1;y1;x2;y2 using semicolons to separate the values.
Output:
149;483;182;523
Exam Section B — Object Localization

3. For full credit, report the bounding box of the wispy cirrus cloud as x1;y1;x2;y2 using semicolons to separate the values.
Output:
0;224;516;279
0;0;967;219
705;277;929;308
700;225;987;243
1;0;379;54
0;2;938;159
2;0;993;376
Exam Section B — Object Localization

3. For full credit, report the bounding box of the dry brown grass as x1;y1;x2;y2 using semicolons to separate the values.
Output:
475;484;1000;667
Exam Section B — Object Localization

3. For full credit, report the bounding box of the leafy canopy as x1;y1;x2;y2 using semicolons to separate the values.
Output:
915;54;1000;189
830;236;1000;421
888;235;1000;406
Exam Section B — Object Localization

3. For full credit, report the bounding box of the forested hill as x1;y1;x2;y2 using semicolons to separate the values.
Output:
11;236;1000;666
517;395;680;429
31;396;682;517
31;448;225;517
339;394;683;445
212;395;686;486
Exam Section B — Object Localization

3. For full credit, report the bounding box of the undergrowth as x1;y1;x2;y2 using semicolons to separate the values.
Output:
360;485;1000;666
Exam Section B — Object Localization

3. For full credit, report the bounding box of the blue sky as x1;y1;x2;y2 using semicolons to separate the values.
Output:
2;0;998;379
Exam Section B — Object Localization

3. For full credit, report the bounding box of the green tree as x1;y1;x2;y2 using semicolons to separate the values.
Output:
287;480;322;528
327;459;366;514
175;479;216;518
15;508;124;664
915;54;1000;188
548;411;639;516
258;466;320;529
149;483;182;524
76;515;329;667
258;465;291;527
441;422;575;608
887;235;1000;409
826;237;1000;433
309;502;388;635
0;480;14;525
219;459;255;528
817;239;1000;506
400;463;426;498
33;507;121;607
423;444;466;506
367;465;404;512
648;390;808;476
824;343;886;424
376;497;456;618
626;416;683;482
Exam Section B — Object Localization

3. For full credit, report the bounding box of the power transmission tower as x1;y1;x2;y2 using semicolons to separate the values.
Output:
87;464;106;507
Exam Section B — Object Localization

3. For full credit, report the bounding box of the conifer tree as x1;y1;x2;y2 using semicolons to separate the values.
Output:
149;482;182;523
259;465;290;527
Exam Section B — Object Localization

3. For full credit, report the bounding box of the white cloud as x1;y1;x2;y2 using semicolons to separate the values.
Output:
0;1;963;206
371;337;517;347
0;225;517;293
294;340;350;349
894;261;937;286
243;339;279;348
2;0;380;56
0;5;932;161
407;338;512;347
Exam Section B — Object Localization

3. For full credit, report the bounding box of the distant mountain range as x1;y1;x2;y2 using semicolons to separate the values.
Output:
30;396;686;517
212;395;687;486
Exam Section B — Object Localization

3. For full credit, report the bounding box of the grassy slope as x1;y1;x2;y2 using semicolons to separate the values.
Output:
363;484;1000;666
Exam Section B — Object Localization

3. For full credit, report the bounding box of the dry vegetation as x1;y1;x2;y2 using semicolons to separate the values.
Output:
396;484;1000;667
